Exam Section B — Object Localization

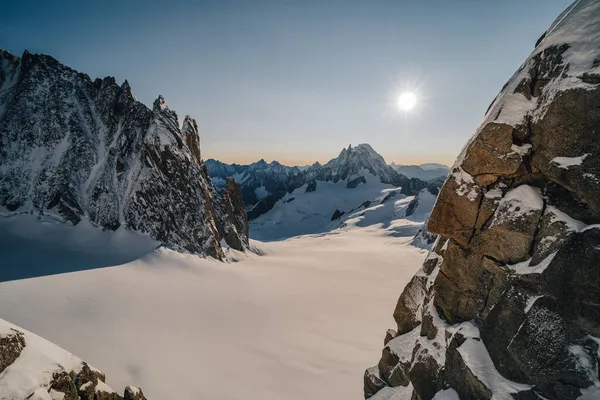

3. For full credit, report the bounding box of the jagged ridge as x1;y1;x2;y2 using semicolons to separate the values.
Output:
207;143;430;220
0;49;248;259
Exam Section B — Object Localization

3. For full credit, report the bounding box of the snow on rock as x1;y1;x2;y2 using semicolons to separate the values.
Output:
386;327;421;364
0;317;146;400
367;2;600;399
249;168;439;241
207;144;432;222
432;388;460;400
369;384;414;400
456;331;532;399
550;153;590;169
489;185;544;227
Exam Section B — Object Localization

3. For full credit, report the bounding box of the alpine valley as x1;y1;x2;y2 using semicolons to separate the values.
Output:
0;48;443;399
2;1;600;399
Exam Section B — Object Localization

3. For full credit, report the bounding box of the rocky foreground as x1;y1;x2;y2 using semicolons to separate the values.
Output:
0;317;146;400
366;1;600;399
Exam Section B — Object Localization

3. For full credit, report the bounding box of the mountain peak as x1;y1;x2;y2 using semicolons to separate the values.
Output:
182;116;201;163
153;95;168;111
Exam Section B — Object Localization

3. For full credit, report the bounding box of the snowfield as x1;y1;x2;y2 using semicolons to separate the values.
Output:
0;214;427;399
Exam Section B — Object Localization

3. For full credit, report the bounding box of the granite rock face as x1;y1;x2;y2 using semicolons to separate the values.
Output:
0;49;248;258
366;1;600;399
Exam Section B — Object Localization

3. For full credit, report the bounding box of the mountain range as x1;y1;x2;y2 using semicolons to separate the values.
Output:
206;144;443;221
390;162;449;181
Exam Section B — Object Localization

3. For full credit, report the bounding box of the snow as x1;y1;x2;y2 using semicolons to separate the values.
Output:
484;184;506;200
432;388;460;400
0;317;113;399
575;335;600;399
128;386;141;395
509;252;558;275
386;326;421;363
0;214;426;399
452;167;478;201
579;386;600;400
510;143;533;157
95;380;116;394
456;324;532;399
490;185;543;227
369;384;414;400
550;154;590;169
494;92;538;126
253;185;269;199
546;205;587;232
525;295;544;313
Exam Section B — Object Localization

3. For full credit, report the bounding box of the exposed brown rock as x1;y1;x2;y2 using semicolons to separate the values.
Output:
470;185;544;263
393;275;427;334
219;177;250;251
433;241;509;323
366;4;600;399
462;122;523;177
427;174;481;245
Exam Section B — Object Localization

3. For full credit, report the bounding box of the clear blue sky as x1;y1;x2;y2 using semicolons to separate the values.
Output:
2;0;572;166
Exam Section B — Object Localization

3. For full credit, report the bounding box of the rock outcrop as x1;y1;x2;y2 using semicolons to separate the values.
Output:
0;49;248;258
366;1;600;399
0;317;147;399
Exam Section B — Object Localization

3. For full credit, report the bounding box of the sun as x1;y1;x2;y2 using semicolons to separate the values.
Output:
398;92;417;111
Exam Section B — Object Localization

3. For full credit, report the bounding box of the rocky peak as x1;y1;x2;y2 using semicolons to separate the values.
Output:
366;1;600;399
182;115;202;164
0;49;248;259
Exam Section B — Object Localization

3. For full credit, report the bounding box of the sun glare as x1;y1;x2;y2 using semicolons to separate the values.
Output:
398;92;417;111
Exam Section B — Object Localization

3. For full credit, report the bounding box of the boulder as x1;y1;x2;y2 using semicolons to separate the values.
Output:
427;171;481;245
461;122;523;178
470;185;544;263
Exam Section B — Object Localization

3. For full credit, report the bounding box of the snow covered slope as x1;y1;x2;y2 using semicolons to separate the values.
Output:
0;212;427;400
206;144;431;221
0;49;248;258
250;172;439;242
0;316;146;400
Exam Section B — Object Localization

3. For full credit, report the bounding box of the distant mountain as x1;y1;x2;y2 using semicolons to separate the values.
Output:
205;159;306;219
0;49;248;258
390;162;449;181
419;162;449;171
207;144;433;221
